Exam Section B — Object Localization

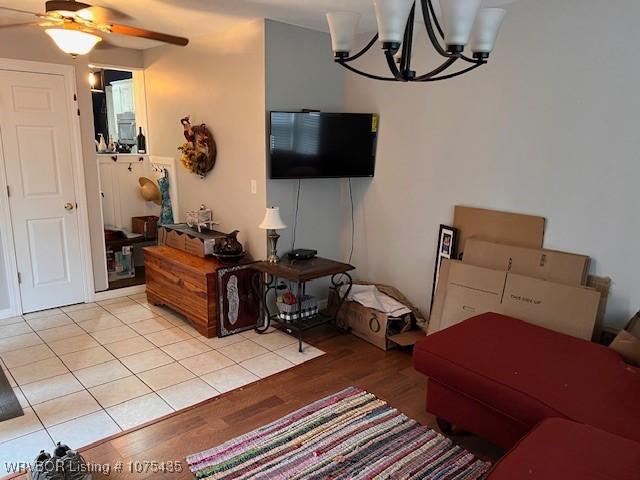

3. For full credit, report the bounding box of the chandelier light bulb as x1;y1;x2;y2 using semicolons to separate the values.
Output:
372;0;416;48
326;12;361;57
471;7;507;56
439;0;482;50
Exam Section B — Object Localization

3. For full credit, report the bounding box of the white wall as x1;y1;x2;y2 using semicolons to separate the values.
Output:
0;28;143;313
265;21;346;295
143;20;267;259
0;235;9;313
342;0;640;328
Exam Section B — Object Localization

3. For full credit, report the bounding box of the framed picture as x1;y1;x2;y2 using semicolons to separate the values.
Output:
430;225;459;309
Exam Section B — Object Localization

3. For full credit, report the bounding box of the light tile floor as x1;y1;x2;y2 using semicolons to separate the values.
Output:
0;294;325;476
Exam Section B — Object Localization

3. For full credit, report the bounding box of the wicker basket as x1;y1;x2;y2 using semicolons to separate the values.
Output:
277;295;318;322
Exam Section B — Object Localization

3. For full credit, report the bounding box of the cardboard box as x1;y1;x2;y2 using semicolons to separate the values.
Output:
132;216;159;240
625;311;640;338
463;238;590;286
609;329;640;366
328;291;421;351
436;261;600;341
453;206;545;259
427;259;452;335
586;275;611;342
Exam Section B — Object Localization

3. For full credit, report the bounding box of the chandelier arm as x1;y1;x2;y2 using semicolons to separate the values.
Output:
342;34;379;63
417;61;485;82
413;57;458;81
337;61;398;82
421;0;451;58
427;0;445;39
384;50;407;81
459;54;479;64
399;4;416;77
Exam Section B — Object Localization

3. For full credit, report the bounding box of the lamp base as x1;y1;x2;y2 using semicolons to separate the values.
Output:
266;229;280;263
267;253;280;264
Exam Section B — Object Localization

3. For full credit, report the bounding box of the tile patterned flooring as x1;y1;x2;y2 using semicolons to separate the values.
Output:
0;294;325;476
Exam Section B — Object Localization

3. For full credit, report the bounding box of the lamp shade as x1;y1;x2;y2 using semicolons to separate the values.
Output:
373;0;415;46
326;12;361;55
471;7;506;54
259;207;287;230
439;0;482;47
45;28;102;56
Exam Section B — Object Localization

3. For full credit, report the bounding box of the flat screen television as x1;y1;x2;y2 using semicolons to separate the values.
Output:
269;111;378;179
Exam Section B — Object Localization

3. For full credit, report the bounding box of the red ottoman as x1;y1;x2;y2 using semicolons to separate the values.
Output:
487;418;640;480
413;313;640;448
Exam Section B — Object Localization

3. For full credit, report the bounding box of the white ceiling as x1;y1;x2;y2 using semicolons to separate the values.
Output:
0;0;379;49
0;0;521;50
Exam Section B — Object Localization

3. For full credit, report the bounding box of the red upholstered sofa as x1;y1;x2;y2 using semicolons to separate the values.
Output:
413;312;640;449
487;417;640;479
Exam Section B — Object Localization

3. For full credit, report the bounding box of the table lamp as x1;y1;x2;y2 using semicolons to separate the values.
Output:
259;207;287;263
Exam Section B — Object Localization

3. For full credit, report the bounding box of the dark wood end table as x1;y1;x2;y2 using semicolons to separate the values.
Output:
253;257;354;352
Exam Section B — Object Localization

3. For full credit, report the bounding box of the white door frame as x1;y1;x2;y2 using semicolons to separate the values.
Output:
0;58;95;317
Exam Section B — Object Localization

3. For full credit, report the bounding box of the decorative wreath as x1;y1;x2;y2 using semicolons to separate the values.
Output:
178;116;217;178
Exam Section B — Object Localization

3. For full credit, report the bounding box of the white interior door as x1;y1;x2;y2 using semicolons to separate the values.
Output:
0;69;85;313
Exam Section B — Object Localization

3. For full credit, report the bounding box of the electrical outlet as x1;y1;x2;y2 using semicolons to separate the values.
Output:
250;180;257;194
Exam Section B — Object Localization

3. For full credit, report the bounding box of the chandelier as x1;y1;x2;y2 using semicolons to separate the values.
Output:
326;0;510;82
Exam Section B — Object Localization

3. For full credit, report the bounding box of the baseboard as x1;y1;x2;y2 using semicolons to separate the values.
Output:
0;307;18;320
93;284;146;302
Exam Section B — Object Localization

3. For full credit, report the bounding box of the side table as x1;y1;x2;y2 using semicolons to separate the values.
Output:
253;257;354;352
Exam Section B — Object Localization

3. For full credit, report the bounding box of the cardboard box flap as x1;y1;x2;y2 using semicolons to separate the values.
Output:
453;206;545;259
463;238;590;286
388;330;426;347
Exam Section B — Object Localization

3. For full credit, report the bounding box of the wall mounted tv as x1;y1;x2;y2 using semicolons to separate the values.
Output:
269;111;378;179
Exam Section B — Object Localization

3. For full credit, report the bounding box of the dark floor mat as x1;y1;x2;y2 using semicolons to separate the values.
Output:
0;368;23;422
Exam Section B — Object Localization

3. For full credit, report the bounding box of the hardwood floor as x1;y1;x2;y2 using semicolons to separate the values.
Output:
13;326;501;479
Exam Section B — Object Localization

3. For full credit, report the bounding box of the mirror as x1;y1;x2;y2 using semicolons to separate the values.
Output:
90;67;146;154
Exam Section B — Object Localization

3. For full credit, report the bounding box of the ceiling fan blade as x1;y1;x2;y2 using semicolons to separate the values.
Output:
45;1;90;14
109;23;189;46
0;22;40;29
0;6;43;17
77;5;130;23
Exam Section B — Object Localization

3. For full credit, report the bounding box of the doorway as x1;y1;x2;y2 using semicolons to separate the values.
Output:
0;60;92;314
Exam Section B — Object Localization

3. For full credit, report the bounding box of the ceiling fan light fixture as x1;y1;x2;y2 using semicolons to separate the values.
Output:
45;26;101;56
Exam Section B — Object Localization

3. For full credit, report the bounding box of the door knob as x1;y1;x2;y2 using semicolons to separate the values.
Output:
64;202;74;211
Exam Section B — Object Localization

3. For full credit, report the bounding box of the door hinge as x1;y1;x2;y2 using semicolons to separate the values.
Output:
17;272;21;284
73;93;77;101
77;108;81;116
6;185;9;198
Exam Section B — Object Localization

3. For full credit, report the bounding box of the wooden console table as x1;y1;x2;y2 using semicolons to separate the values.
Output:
144;246;259;338
254;257;354;352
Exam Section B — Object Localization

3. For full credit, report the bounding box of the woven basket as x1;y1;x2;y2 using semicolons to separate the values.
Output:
277;295;318;322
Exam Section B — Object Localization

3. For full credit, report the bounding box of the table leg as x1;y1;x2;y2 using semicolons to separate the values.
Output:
255;272;276;334
297;281;303;353
331;272;353;332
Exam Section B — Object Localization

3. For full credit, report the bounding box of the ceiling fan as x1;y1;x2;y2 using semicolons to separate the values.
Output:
0;0;189;56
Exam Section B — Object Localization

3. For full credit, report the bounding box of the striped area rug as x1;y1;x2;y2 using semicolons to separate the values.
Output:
187;387;492;479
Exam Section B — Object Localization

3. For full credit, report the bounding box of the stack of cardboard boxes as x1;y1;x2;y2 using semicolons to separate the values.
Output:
428;206;603;341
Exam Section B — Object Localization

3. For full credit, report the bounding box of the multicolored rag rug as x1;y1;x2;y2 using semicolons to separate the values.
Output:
187;387;492;479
